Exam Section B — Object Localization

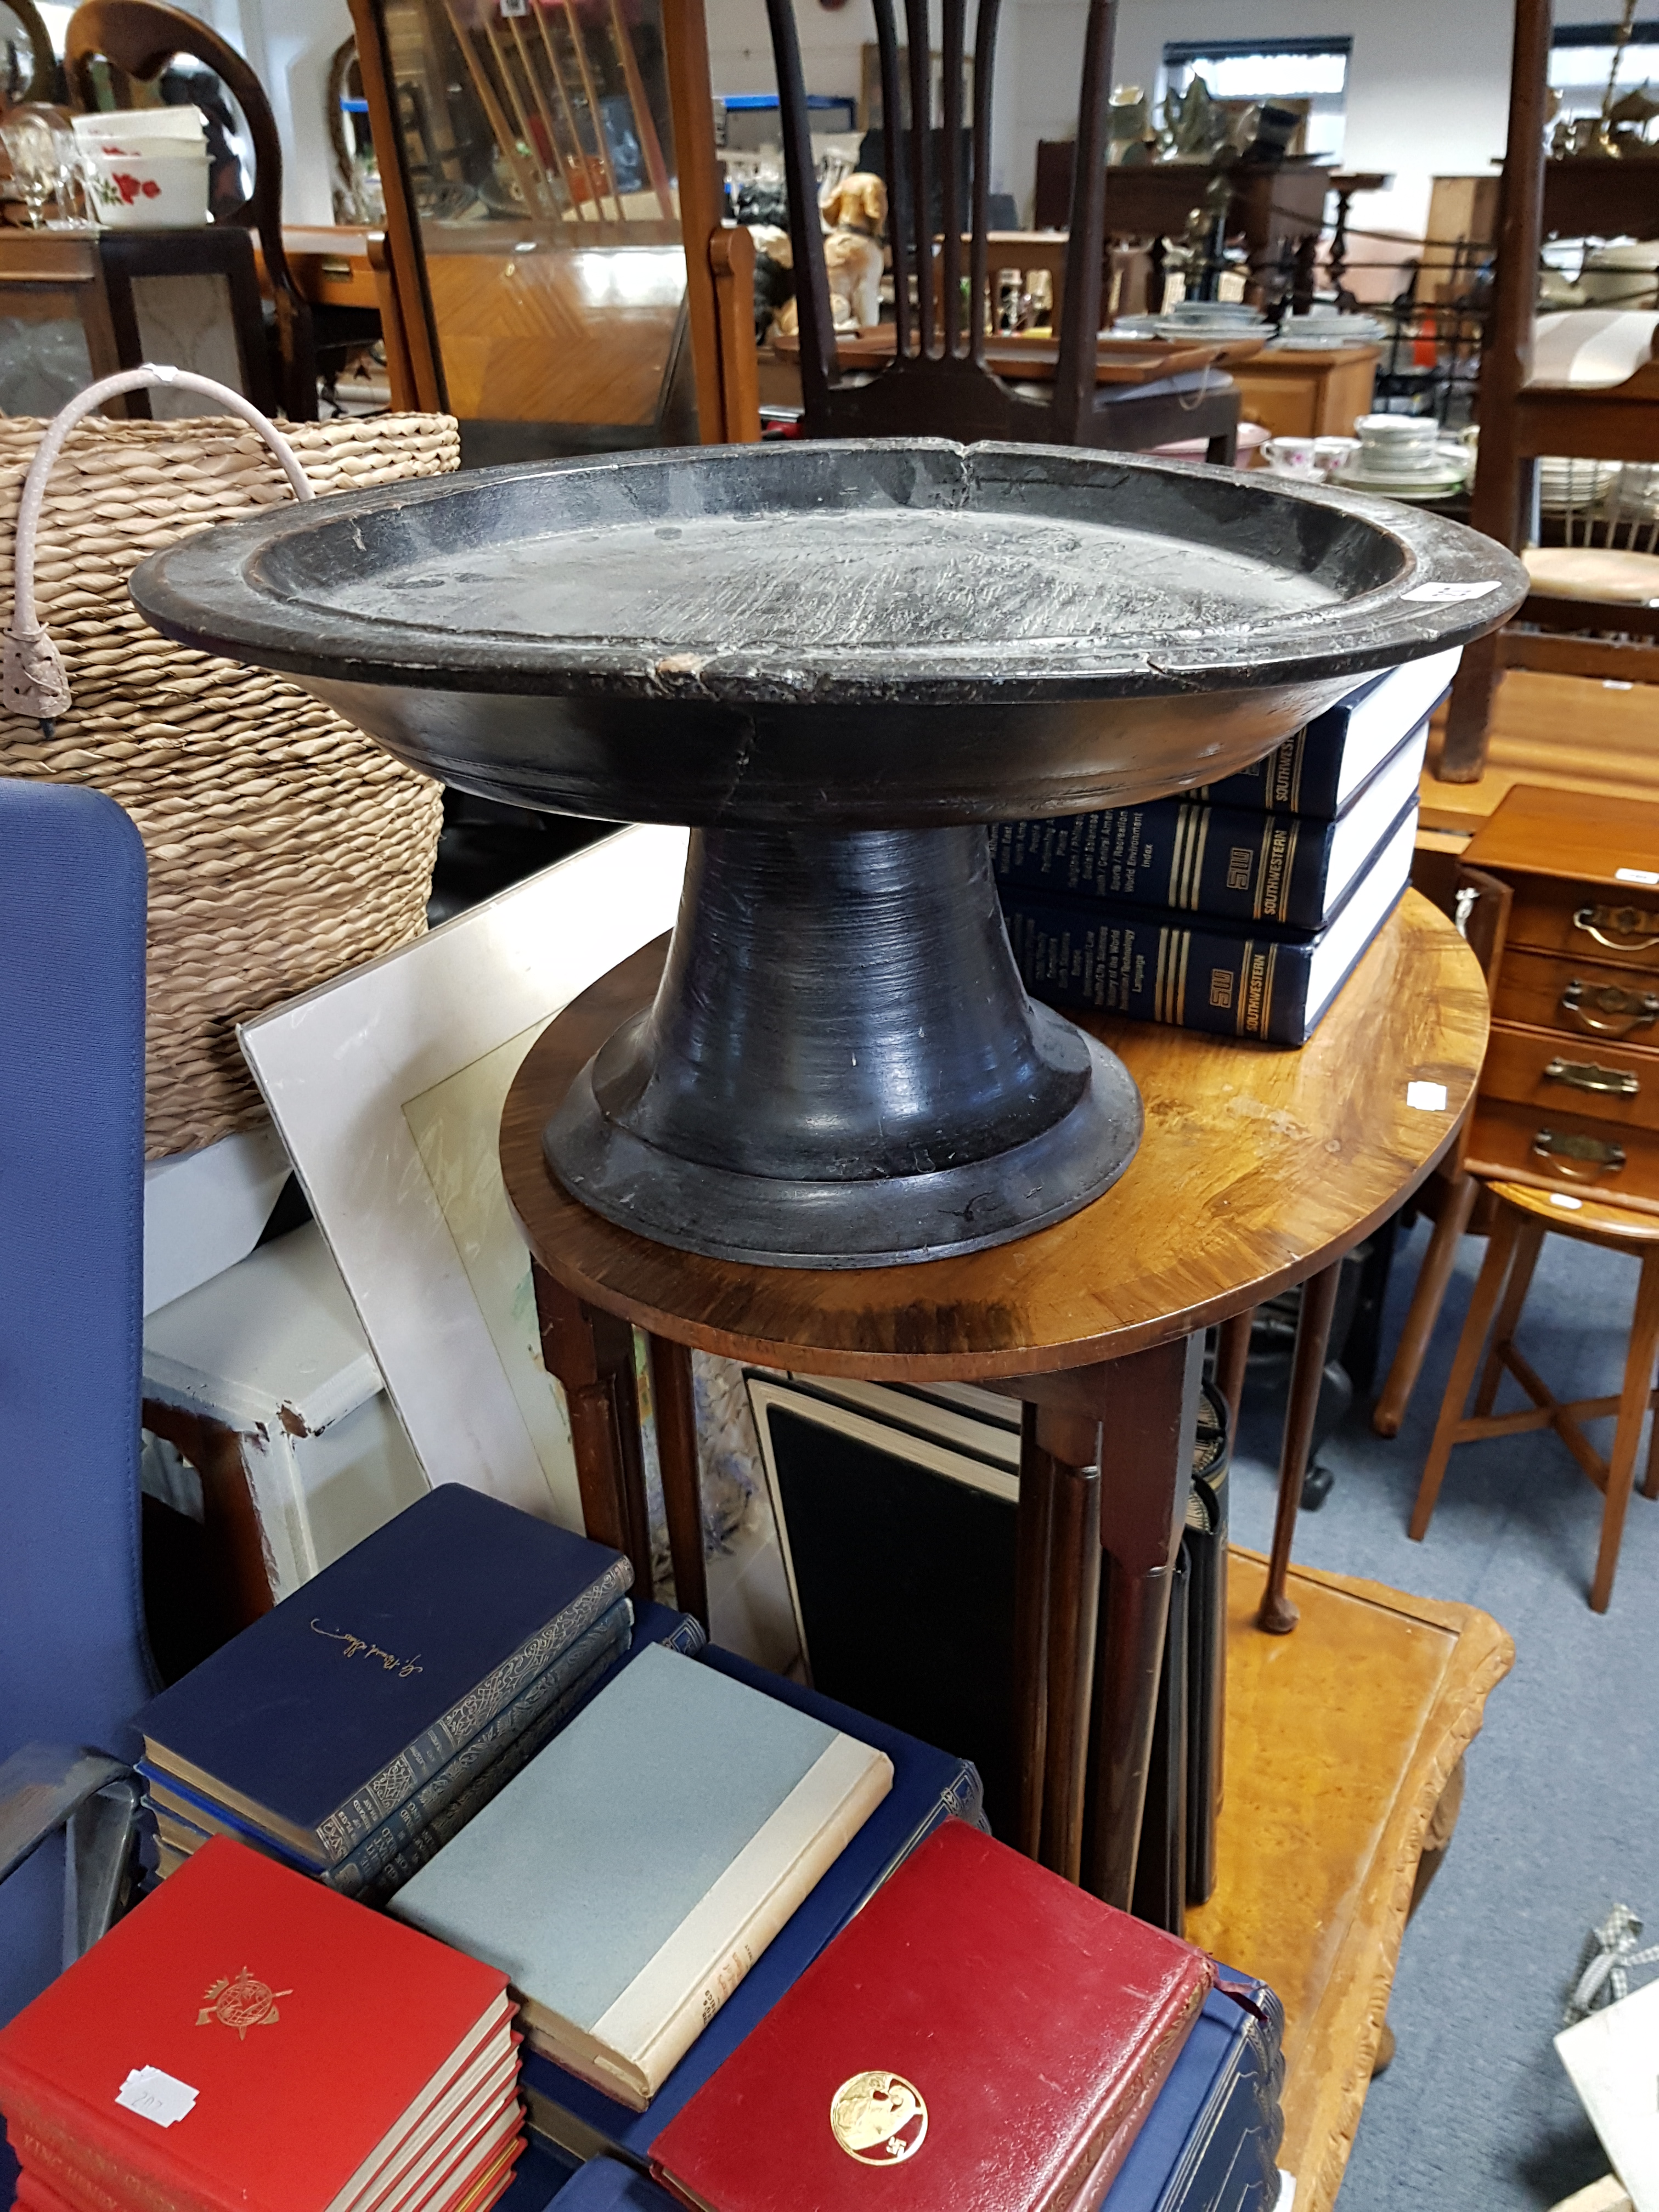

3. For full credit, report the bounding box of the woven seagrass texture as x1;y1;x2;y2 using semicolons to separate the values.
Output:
0;411;458;1158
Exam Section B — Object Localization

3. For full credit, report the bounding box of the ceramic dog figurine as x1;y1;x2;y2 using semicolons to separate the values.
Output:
773;171;888;336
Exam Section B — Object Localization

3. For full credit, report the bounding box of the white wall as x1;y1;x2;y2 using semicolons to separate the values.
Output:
703;0;1614;255
182;0;352;224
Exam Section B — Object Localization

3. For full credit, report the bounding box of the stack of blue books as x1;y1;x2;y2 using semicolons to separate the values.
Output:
995;647;1458;1046
134;1488;701;1906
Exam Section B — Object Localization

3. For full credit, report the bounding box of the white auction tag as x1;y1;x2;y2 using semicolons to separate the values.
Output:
1401;581;1502;603
1615;867;1659;886
1406;1081;1448;1111
116;2066;198;2128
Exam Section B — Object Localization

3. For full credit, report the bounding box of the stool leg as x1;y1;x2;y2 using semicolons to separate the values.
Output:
1215;1309;1254;1429
1409;1206;1523;1543
1473;1216;1545;1418
1645;1385;1659;1502
1590;1251;1659;1612
1374;1174;1479;1437
1258;1260;1342;1635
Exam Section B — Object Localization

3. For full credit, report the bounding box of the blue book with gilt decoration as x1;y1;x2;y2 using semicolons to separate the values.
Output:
991;721;1424;934
1001;802;1417;1047
144;1601;705;1904
134;1486;633;1866
520;1643;986;2164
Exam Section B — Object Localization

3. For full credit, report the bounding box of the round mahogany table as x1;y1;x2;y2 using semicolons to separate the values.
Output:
503;890;1488;1906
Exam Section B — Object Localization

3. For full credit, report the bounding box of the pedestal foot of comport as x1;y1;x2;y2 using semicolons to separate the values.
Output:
545;823;1142;1267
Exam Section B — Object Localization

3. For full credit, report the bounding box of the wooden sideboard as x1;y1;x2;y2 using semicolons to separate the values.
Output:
1460;783;1659;1210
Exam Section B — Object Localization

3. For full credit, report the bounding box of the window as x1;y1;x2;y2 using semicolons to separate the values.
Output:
1158;37;1351;165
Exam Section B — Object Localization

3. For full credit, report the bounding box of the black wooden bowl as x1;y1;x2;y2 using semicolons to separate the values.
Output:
130;441;1526;1267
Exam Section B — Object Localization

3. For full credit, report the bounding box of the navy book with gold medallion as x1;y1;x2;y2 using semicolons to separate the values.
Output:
134;1487;633;1870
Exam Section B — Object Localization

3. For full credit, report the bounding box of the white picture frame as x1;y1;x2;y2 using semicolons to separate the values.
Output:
238;825;689;1532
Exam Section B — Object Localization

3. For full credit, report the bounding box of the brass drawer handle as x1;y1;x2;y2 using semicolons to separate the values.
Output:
1573;902;1659;952
1560;978;1659;1036
1543;1056;1640;1097
1532;1127;1627;1178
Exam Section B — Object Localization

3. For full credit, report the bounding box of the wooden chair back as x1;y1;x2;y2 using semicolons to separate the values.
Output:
766;0;1119;442
64;0;316;417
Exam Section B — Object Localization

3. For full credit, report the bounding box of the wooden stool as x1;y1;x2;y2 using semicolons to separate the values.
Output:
1412;1181;1659;1610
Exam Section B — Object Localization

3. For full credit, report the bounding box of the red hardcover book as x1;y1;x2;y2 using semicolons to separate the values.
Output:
0;1839;515;2212
650;1821;1213;2212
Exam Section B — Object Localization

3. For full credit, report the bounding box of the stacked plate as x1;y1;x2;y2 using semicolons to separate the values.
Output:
1538;456;1621;515
1273;308;1389;349
1151;299;1268;342
1333;412;1471;501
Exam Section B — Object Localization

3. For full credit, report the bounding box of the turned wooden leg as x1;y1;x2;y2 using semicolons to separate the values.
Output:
1592;1251;1659;1612
532;1260;653;1592
1082;1333;1204;1910
1038;1412;1103;1885
1259;1261;1344;1635
1472;1215;1545;1417
1374;1174;1479;1437
1013;1404;1056;1860
648;1334;708;1630
1410;1205;1523;1544
1214;1308;1254;1430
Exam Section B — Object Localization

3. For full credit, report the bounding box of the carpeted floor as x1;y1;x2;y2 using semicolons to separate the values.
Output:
1226;1215;1659;2212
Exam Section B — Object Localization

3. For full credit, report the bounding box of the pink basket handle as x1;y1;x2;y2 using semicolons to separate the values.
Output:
3;366;315;730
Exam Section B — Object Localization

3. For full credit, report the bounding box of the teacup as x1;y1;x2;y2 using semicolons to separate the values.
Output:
1263;436;1318;477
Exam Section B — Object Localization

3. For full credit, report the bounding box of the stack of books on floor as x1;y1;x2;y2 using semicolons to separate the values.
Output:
0;1837;524;2212
133;1487;695;1906
995;646;1459;1045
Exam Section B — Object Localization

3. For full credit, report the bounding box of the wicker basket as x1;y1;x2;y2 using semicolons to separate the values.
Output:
0;409;457;1159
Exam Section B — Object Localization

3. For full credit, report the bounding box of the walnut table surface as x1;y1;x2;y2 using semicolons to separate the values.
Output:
1191;1552;1513;2212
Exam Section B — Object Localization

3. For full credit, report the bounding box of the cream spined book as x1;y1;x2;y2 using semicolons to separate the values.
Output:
390;1643;891;2112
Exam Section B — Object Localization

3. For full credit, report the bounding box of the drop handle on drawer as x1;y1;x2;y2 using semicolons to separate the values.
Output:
1542;1056;1640;1097
1532;1127;1627;1176
1560;978;1659;1035
1572;902;1659;951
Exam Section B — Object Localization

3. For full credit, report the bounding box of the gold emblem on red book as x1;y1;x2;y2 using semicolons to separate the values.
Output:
830;2072;928;2164
196;1968;292;2038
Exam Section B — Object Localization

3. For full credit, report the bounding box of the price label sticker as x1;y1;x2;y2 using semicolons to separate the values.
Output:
1401;581;1503;603
116;2067;198;2128
1615;867;1659;886
1406;1081;1448;1111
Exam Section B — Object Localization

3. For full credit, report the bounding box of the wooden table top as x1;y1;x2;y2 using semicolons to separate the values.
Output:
501;890;1488;1381
769;328;1265;382
1190;1551;1513;2212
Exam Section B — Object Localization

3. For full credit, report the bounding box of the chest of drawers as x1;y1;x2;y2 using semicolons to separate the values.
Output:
1460;784;1659;1210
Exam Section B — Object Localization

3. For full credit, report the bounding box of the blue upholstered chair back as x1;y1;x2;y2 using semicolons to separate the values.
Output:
0;780;156;2054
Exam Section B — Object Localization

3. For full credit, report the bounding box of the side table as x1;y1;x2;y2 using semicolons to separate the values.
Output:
501;891;1488;1906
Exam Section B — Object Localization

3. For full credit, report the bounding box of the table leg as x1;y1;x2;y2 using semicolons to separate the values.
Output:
1013;1404;1056;1860
532;1261;654;1593
1038;1410;1103;1884
647;1334;709;1630
1259;1260;1344;1635
1215;1308;1254;1430
1082;1333;1204;1910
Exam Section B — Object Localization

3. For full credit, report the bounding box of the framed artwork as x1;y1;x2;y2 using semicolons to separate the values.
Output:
239;825;687;1531
239;826;799;1668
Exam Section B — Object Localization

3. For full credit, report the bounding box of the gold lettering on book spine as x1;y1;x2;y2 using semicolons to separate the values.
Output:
830;2073;928;2164
196;1967;292;2037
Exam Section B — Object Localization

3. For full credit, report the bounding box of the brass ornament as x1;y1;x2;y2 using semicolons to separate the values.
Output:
830;2072;928;2164
196;1968;292;2038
